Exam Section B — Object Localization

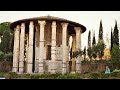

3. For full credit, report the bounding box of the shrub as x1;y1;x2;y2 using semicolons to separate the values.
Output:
3;73;10;79
0;72;6;77
21;74;31;79
4;52;13;61
116;72;120;79
112;69;120;73
89;72;101;79
7;72;18;79
56;73;81;79
0;51;4;61
30;74;41;79
111;72;118;77
101;73;111;79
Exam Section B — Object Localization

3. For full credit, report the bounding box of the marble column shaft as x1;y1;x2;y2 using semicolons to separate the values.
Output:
51;21;57;74
61;23;68;74
75;27;81;73
27;21;34;74
38;20;46;74
12;25;20;72
19;23;25;73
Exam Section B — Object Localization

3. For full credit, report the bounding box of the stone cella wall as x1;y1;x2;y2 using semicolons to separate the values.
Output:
44;46;69;74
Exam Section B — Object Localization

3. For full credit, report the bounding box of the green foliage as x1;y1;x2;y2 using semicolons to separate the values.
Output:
111;45;120;69
72;49;82;58
30;74;41;79
113;20;119;46
92;31;96;46
111;28;113;51
0;22;13;54
0;51;4;60
21;74;31;79
3;72;18;79
4;52;13;61
0;30;11;53
112;69;120;73
87;47;92;60
56;73;81;79
98;20;103;41
0;72;6;77
83;46;86;60
3;73;11;79
89;72;101;79
92;45;97;59
88;30;91;47
101;73;111;79
97;40;106;59
8;72;18;79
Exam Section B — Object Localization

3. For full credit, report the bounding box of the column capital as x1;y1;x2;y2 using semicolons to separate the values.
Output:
61;22;69;28
29;21;34;27
16;25;20;31
21;23;25;29
74;27;82;33
38;20;46;26
52;21;56;28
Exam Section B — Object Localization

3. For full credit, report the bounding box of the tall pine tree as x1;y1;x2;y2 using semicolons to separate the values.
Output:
88;30;91;48
92;31;96;46
83;46;86;60
113;20;119;46
98;20;103;42
111;27;113;51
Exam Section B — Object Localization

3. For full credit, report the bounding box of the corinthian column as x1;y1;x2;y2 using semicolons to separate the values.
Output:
38;20;46;74
19;23;25;73
61;22;68;74
12;25;20;73
75;27;82;73
50;21;57;74
27;21;34;74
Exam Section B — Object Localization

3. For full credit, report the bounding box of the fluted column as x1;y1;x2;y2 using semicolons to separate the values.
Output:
61;22;68;74
75;27;82;73
71;34;76;73
38;20;46;74
51;21;57;74
12;25;20;73
19;23;25;73
27;21;34;74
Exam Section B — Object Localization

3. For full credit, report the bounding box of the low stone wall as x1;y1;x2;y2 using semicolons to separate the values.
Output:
0;61;12;72
69;61;106;73
81;63;106;73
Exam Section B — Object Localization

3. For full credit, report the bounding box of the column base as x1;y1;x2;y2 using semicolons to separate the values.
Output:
50;61;56;74
62;62;67;74
70;71;76;74
76;56;81;73
12;67;18;73
39;67;44;74
27;64;33;74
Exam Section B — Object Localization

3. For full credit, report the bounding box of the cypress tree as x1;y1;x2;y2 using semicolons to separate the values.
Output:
113;20;119;46
88;30;91;48
92;31;96;46
98;20;103;42
111;27;113;51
